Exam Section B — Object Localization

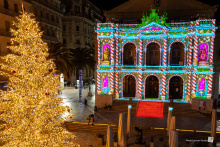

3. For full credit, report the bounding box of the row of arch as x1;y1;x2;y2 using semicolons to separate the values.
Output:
120;41;208;66
122;75;184;99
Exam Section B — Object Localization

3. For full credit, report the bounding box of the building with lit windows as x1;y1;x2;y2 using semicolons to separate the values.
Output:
0;0;32;85
62;0;104;84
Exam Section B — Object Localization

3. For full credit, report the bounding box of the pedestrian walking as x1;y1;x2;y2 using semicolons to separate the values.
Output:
87;115;90;125
84;98;87;108
90;114;94;126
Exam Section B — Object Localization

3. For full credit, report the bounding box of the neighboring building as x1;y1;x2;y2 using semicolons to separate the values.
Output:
0;0;63;88
62;0;104;84
0;0;32;84
95;10;217;108
31;0;63;44
101;0;220;102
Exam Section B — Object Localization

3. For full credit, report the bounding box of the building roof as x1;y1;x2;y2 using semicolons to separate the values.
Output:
104;0;217;22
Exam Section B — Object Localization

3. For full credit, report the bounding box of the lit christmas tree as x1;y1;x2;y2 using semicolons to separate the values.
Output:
0;11;78;146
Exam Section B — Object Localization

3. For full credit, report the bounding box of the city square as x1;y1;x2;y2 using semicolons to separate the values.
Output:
0;0;220;146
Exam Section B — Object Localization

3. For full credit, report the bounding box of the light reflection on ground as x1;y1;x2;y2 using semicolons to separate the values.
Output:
56;85;95;122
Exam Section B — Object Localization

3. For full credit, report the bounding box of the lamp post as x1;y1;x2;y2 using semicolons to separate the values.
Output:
127;105;132;136
167;107;173;135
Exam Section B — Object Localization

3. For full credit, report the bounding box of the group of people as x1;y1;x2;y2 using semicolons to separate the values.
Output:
87;114;94;125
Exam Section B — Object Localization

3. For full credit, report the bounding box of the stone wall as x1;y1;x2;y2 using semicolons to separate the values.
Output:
191;98;213;114
95;94;113;108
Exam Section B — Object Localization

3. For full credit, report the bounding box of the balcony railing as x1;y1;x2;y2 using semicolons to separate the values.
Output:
0;6;17;17
32;0;62;14
68;12;95;22
35;17;61;28
42;35;59;42
0;29;11;37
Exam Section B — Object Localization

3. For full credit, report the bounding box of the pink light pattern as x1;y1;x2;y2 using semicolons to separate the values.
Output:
198;78;205;90
103;76;108;87
198;43;208;62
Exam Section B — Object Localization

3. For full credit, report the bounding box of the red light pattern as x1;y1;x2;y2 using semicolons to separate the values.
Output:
136;101;164;118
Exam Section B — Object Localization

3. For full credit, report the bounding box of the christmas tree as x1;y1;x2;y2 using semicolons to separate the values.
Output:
0;11;78;146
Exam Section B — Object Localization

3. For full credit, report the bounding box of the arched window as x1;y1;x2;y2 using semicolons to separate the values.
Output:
123;75;136;97
169;76;183;99
145;75;159;98
146;43;160;66
170;42;184;66
123;43;136;65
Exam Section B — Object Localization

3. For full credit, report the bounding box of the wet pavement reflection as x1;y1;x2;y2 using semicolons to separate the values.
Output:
57;85;95;122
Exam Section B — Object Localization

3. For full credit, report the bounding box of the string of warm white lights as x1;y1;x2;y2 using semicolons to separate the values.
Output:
0;11;78;146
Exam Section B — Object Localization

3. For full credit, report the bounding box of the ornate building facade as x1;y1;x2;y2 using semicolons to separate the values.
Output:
100;0;220;103
96;11;217;102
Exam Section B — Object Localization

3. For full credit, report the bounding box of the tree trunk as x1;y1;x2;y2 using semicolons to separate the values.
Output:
79;69;82;102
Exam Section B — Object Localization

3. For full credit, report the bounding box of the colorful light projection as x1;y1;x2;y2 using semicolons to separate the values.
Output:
198;78;205;90
96;10;216;101
103;76;108;87
197;77;207;97
103;44;111;61
101;75;110;94
145;26;162;30
198;43;208;62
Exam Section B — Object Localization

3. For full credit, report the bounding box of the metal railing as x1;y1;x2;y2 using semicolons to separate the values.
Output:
0;29;11;37
42;35;59;42
0;6;17;17
35;17;61;28
32;0;62;14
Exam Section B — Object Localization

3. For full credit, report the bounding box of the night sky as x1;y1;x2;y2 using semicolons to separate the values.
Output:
61;0;220;23
88;0;220;11
89;0;128;11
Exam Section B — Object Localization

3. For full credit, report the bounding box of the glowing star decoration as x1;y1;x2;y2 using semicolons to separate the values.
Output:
0;11;79;146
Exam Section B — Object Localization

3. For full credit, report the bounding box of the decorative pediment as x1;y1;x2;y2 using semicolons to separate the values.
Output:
138;22;170;32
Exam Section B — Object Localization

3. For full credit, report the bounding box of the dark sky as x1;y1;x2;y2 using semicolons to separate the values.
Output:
89;0;128;11
89;0;220;11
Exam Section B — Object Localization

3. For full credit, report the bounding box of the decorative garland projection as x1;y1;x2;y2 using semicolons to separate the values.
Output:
96;9;217;102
